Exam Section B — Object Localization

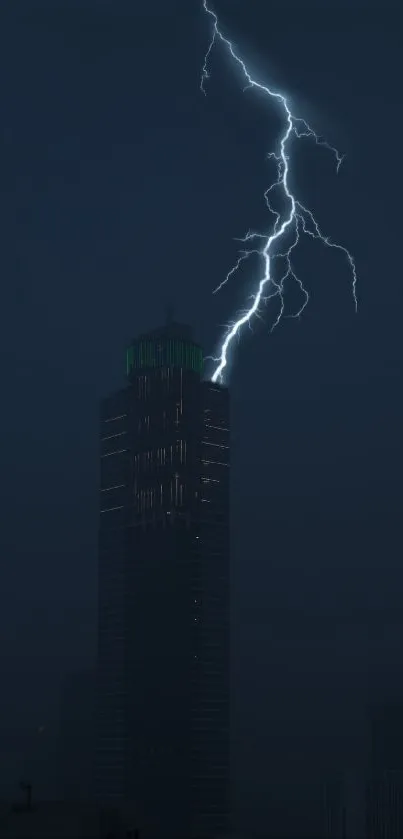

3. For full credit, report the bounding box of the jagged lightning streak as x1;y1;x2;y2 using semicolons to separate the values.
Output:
201;0;358;383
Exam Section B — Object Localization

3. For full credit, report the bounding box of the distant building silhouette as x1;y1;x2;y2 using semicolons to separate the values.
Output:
321;771;347;838
57;670;95;801
366;703;403;838
0;798;109;838
96;321;231;838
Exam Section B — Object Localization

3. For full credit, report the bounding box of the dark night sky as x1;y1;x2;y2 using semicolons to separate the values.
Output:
0;0;402;833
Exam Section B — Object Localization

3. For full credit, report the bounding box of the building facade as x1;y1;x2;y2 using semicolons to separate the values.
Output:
96;322;230;838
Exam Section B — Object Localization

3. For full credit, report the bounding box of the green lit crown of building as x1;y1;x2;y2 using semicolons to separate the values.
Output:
126;320;204;378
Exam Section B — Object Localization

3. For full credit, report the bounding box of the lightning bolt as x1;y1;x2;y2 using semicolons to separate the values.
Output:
201;0;358;384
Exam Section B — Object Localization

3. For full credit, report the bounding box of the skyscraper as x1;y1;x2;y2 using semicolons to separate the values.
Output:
96;321;230;838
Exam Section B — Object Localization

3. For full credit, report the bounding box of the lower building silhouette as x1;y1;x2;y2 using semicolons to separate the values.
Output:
366;703;403;838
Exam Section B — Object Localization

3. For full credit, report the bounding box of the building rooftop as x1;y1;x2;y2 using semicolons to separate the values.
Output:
136;320;194;343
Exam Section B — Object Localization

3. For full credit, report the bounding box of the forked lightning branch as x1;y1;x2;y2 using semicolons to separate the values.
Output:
201;0;358;383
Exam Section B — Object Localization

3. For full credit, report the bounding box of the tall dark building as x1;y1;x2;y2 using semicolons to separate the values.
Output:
96;322;230;838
